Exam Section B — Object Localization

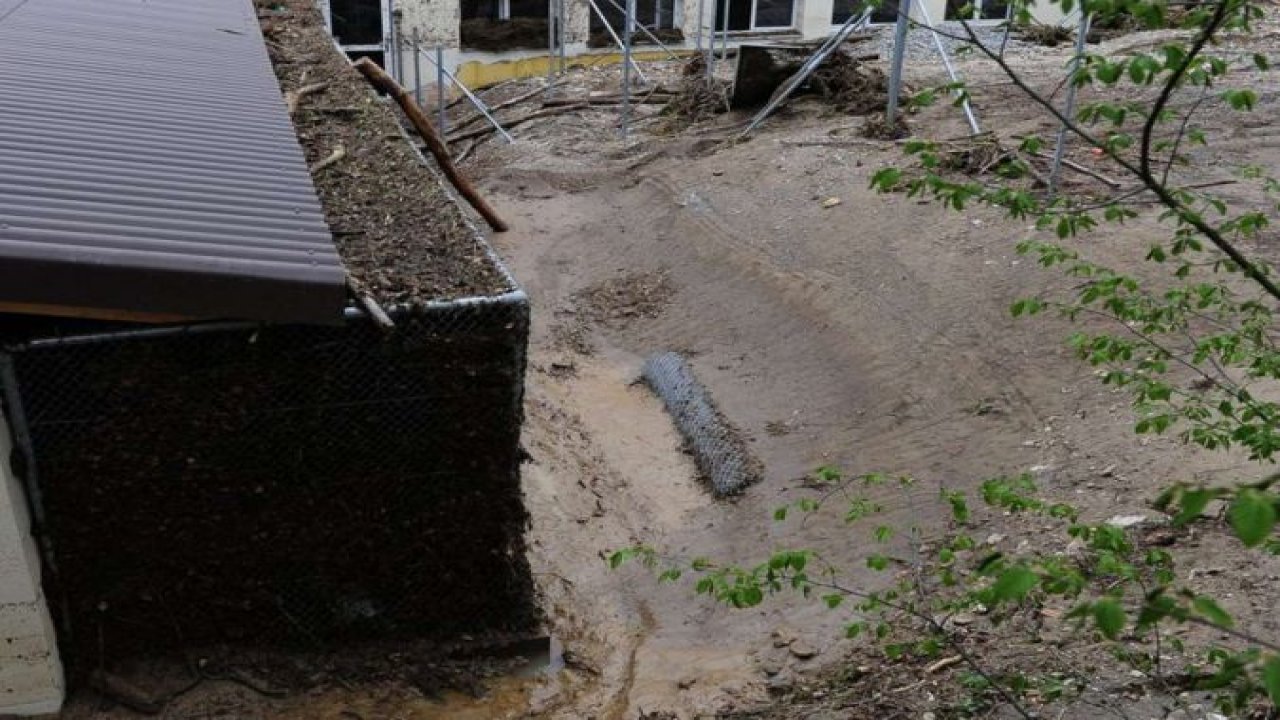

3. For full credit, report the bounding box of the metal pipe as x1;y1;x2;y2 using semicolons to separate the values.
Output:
585;0;649;83
548;0;557;86
915;1;980;134
558;0;567;73
413;29;423;107
885;0;911;125
1048;10;1091;195
436;45;447;134
695;0;704;53
621;0;635;138
718;0;729;62
419;47;514;142
998;1;1013;57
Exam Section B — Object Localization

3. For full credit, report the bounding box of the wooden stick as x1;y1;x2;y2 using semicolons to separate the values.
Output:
446;103;589;144
310;144;346;173
352;57;509;232
348;276;395;331
540;94;672;107
286;81;329;113
450;81;560;135
1029;150;1123;188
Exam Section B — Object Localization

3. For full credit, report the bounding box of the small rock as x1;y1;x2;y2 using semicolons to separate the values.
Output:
951;612;977;626
923;713;937;720
772;628;795;648
821;197;842;208
1107;514;1148;528
1099;464;1116;477
767;670;795;693
1065;538;1088;557
677;675;697;689
789;641;819;660
984;533;1006;545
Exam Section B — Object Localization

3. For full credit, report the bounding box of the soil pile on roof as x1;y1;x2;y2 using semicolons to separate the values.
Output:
260;0;511;305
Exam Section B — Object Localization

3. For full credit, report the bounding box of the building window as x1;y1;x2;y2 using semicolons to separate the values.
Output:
832;0;896;24
460;0;551;50
588;0;685;47
944;0;1008;19
712;0;795;31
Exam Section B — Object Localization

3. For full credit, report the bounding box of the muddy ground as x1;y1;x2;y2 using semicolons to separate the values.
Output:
64;14;1280;720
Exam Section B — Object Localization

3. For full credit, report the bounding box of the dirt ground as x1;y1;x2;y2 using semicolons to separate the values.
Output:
63;14;1280;720
469;21;1280;720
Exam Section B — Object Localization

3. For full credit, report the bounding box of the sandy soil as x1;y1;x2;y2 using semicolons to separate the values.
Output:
471;24;1280;719
63;17;1280;720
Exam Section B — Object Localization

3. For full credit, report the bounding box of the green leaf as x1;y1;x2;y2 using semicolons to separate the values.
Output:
1231;489;1277;547
773;506;788;522
1174;488;1214;525
1192;595;1234;628
824;593;844;609
1093;599;1125;639
1262;655;1280;706
991;565;1038;601
1254;53;1270;71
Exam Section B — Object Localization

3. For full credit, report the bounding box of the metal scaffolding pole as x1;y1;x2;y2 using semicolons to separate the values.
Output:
412;29;423;107
436;45;447;133
558;0;566;73
915;2;980;134
885;0;912;126
585;0;649;83
1048;10;1092;195
718;0;729;62
621;0;635;138
419;47;514;143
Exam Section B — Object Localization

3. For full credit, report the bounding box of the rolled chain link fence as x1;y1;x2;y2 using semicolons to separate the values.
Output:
642;351;761;497
0;295;536;670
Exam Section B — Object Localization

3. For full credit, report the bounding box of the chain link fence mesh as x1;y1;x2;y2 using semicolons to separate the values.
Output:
2;298;535;670
642;351;761;497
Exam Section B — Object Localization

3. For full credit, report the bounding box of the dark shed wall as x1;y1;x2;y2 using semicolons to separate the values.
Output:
5;301;536;668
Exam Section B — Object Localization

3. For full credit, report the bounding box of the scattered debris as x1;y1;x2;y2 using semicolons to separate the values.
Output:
662;55;731;126
861;112;909;139
1014;22;1075;47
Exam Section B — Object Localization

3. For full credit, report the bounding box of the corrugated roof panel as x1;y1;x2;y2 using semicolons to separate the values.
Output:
0;0;347;323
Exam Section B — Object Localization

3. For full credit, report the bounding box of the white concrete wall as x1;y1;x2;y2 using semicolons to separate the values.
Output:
397;0;461;46
0;415;63;716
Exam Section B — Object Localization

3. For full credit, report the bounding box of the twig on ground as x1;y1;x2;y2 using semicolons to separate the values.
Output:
446;103;590;143
310;144;346;173
286;81;330;113
1028;150;1122;188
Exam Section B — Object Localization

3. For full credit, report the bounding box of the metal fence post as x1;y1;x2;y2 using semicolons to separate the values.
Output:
436;44;447;134
621;0;635;138
413;29;423;107
1048;10;1091;196
885;0;912;126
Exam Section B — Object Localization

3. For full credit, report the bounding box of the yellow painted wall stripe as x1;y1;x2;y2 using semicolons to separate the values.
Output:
457;50;693;88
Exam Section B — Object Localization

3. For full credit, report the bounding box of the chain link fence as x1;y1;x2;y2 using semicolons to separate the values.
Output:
0;295;536;670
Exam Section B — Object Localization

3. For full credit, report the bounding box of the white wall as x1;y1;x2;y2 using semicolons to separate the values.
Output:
0;414;63;716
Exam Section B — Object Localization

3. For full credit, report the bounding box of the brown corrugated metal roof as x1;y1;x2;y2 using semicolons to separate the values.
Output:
0;0;347;323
